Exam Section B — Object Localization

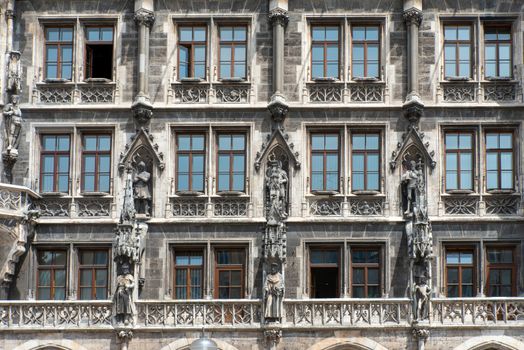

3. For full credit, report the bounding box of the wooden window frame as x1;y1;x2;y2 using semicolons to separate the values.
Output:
40;134;71;193
213;247;246;299
310;24;341;79
218;25;248;80
308;245;341;298
81;133;112;193
36;249;68;300
44;26;74;80
443;24;473;79
216;133;247;193
350;24;381;79
350;246;381;298
175;133;206;193
485;246;516;297
173;248;205;300
483;24;512;79
310;132;340;193
444;246;476;297
84;25;115;80
350;131;381;192
484;130;515;191
77;248;110;300
177;25;207;80
444;130;475;192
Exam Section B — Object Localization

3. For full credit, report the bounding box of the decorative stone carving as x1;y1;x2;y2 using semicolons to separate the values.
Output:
413;276;431;321
442;84;475;102
485;195;520;215
133;161;152;216
3;94;22;156
213;198;249;217
484;83;517;102
134;8;155;28
215;85;249;103
403;7;423;27
349;83;384;102
390;124;436;171
255;127;300;171
308;84;343;103
113;262;136;325
412;327;430;340
0;186;22;211
268;8;289;26
173;85;209;103
6;51;22;94
349;198;384;216
264;328;282;347
118;127;165;173
268;93;289;122
264;263;284;322
79;85;114;103
443;196;478;215
38;86;74;104
171;198;206;217
310;198;342;216
77;198;111;217
36;198;70;217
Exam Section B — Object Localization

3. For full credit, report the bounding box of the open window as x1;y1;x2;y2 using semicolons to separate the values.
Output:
85;26;114;80
309;247;340;298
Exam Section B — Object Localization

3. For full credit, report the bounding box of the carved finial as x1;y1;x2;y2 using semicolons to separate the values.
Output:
268;8;289;27
134;8;155;28
403;7;423;27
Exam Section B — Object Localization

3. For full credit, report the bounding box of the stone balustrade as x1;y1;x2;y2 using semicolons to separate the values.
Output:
0;183;39;217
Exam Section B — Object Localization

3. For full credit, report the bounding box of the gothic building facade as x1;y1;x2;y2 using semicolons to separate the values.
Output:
0;0;523;349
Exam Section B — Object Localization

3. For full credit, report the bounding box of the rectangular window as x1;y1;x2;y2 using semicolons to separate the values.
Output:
445;248;475;297
486;247;515;296
85;26;114;80
81;134;111;193
484;26;512;79
351;133;380;191
444;25;472;78
176;134;206;193
219;26;247;79
217;134;246;192
351;247;381;298
351;25;380;78
178;26;207;79
78;249;109;300
214;248;245;299
45;26;74;80
37;250;67;300
174;250;204;299
309;247;340;298
311;25;340;79
445;132;473;191
311;133;339;192
40;135;70;193
485;132;514;190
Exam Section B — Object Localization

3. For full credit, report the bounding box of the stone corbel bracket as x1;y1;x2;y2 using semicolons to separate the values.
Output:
134;8;155;28
390;123;436;171
403;7;423;27
268;7;289;27
118;127;165;173
255;126;300;171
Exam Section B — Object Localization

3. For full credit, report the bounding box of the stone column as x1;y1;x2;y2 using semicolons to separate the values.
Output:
267;0;289;123
5;1;14;53
132;0;155;125
402;0;424;122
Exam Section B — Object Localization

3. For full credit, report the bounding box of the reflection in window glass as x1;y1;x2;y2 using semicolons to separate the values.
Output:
178;26;207;79
174;251;203;299
311;26;340;79
352;133;380;191
352;25;380;79
445;132;473;191
40;135;70;193
176;134;205;192
37;250;67;300
351;248;380;298
311;133;339;192
444;25;471;78
217;134;246;192
486;132;513;190
484;27;512;78
45;27;73;80
219;26;247;79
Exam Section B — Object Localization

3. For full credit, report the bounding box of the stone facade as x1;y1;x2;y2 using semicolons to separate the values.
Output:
0;0;523;349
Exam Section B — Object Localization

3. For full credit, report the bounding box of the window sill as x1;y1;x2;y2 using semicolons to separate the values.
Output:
485;189;517;195
40;192;69;197
311;77;339;83
79;192;112;197
352;77;380;82
218;77;247;83
444;76;472;82
445;190;476;195
351;190;381;196
83;78;113;84
310;190;340;196
174;191;206;197
43;78;73;84
484;76;512;82
179;77;206;83
216;191;246;197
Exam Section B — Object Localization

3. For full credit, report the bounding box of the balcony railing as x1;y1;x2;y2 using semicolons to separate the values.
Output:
0;298;523;330
0;183;39;217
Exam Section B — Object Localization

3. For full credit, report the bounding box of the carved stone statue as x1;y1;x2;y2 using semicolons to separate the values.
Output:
413;276;431;321
401;160;421;215
3;94;22;154
265;160;288;225
264;263;284;322
113;261;136;325
6;51;22;94
133;161;151;215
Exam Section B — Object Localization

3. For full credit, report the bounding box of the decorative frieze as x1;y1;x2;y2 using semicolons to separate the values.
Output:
173;84;209;103
213;198;249;217
485;195;520;215
215;85;249;103
79;85;115;104
77;198;112;217
432;298;524;325
443;196;478;215
483;83;517;102
0;187;22;211
308;84;343;103
349;83;385;102
442;84;476;102
37;85;74;104
36;198;70;217
171;197;207;217
310;198;343;216
348;197;384;216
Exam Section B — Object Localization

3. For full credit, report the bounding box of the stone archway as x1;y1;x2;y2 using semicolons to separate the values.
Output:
306;337;389;350
452;336;524;350
159;338;240;350
12;339;88;350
